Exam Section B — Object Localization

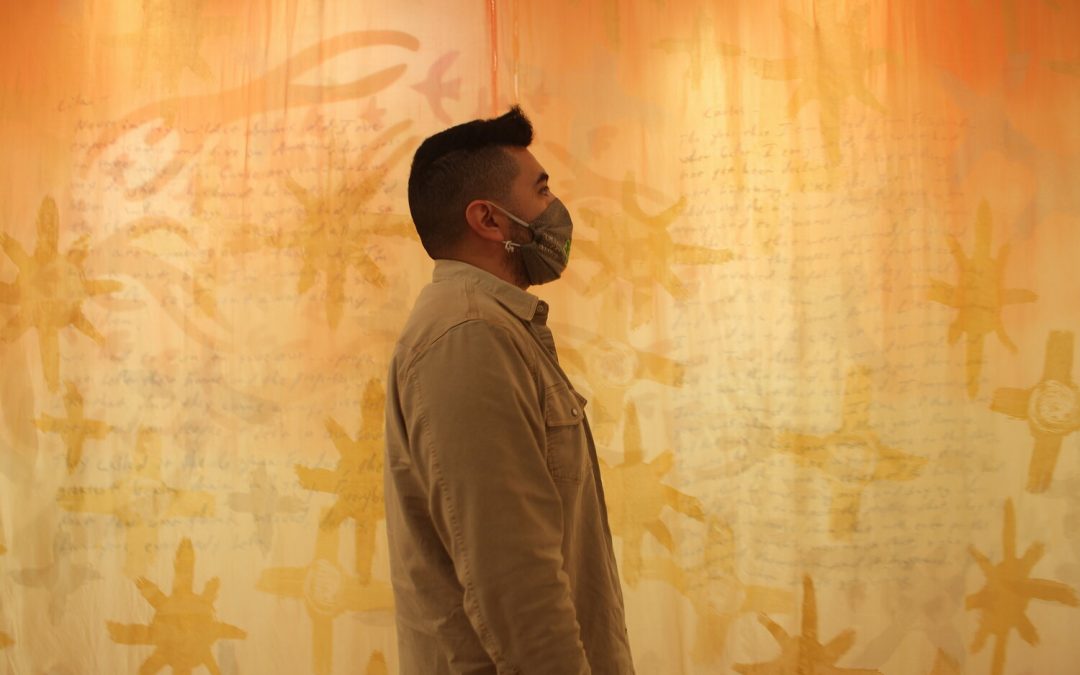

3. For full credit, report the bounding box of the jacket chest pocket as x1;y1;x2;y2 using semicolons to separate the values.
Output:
542;382;590;483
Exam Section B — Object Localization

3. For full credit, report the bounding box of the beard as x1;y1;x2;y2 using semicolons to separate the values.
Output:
505;220;533;287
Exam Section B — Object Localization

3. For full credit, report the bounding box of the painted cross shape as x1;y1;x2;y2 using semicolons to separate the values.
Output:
991;331;1079;492
256;508;394;675
34;381;112;473
56;428;215;577
778;366;926;538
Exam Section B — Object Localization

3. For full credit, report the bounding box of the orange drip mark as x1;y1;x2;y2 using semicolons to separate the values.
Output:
488;0;499;114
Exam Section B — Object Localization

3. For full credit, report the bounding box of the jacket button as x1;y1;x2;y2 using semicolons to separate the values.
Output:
571;408;579;416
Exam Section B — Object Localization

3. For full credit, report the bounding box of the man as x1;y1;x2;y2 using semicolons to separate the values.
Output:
383;106;636;674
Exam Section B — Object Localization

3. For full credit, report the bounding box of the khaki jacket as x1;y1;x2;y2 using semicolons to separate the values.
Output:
384;259;635;674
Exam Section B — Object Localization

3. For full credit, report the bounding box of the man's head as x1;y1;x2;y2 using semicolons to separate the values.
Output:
408;106;560;287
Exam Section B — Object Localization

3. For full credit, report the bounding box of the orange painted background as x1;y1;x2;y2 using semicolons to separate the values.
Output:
1;1;1079;673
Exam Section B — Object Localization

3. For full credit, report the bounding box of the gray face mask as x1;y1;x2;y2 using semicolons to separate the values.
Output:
487;198;573;285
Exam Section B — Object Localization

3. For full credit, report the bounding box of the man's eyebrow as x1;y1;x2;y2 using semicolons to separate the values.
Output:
535;171;549;186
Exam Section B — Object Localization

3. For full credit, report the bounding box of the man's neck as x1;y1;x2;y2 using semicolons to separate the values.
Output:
439;251;529;290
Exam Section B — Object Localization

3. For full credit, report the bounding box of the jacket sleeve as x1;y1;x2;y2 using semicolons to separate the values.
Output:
406;318;591;674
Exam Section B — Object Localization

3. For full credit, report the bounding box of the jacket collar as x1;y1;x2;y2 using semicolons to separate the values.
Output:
432;259;547;323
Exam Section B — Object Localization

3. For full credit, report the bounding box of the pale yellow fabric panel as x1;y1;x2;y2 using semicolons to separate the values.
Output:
0;1;1078;673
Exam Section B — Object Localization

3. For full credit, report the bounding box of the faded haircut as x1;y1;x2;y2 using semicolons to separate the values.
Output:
407;106;534;258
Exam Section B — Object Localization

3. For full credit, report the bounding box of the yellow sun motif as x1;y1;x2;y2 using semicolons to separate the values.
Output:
256;508;394;675
557;293;684;445
991;330;1078;493
966;498;1078;675
229;121;416;329
573;177;733;328
56;428;215;577
0;196;122;392
600;401;707;586
734;575;882;674
731;3;890;165
778;366;926;538
639;519;795;664
295;379;385;581
929;199;1037;398
34;380;112;473
107;538;246;672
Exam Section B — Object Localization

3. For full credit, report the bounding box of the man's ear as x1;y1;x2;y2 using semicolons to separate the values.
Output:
463;200;506;244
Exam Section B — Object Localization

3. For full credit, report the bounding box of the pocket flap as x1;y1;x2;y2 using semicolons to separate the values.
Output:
543;383;585;427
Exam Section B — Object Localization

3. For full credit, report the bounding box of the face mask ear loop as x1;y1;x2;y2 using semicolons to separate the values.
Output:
487;201;529;253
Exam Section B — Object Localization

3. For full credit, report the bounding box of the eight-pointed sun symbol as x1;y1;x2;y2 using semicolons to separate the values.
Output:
928;199;1037;398
600;401;707;586
295;379;386;582
573;177;733;329
966;498;1078;675
1;196;122;392
276;121;416;329
735;574;882;674
107;538;246;673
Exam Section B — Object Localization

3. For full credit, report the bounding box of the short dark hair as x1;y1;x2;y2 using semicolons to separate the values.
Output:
407;106;534;258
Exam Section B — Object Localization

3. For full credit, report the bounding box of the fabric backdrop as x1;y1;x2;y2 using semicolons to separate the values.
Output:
1;1;1079;673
